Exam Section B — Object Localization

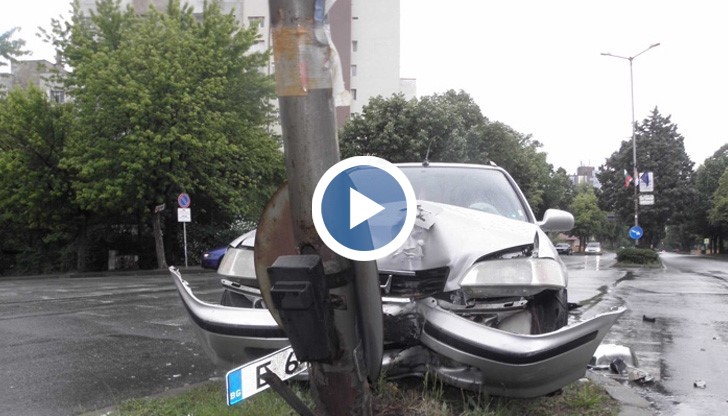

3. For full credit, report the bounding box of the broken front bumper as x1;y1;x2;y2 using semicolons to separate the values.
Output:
171;267;625;397
416;297;624;397
171;267;289;365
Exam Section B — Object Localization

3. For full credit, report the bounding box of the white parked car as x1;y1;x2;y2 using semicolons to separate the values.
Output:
171;163;624;398
585;241;603;255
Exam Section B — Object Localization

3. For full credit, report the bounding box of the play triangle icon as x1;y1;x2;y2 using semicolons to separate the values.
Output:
350;188;385;229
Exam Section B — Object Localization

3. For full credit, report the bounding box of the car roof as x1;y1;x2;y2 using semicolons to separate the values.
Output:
396;162;504;172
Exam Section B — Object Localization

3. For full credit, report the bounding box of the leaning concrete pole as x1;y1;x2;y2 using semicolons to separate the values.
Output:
267;1;373;414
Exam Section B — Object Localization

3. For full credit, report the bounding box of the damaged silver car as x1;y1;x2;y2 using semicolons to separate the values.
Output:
171;162;624;398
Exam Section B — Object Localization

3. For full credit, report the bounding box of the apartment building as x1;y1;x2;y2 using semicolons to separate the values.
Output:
573;165;602;189
0;59;67;102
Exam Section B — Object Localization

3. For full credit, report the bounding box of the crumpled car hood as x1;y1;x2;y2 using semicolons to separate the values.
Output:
377;201;556;291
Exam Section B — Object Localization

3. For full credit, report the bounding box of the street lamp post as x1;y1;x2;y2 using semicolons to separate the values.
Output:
601;43;660;237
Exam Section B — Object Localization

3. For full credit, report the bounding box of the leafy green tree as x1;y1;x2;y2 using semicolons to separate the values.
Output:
541;167;576;212
340;93;424;161
0;87;77;273
340;91;564;217
49;0;283;269
597;108;695;248
694;144;728;253
569;185;609;250
708;167;728;230
339;90;483;163
0;27;28;67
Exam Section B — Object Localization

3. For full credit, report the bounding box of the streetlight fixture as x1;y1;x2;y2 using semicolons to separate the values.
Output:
601;42;660;235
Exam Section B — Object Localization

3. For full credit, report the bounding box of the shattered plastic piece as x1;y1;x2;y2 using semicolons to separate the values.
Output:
592;344;653;383
590;344;637;369
628;368;654;384
610;358;627;375
694;380;707;389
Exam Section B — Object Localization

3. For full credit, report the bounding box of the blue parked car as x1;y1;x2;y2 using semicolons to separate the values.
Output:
200;231;255;270
200;245;227;269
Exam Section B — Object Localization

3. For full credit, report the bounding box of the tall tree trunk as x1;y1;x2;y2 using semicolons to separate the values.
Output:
152;211;167;269
76;217;88;272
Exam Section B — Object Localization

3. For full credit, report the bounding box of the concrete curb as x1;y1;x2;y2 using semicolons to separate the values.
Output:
586;370;656;416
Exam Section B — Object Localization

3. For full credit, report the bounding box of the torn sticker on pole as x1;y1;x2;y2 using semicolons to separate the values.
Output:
270;0;351;106
321;0;351;107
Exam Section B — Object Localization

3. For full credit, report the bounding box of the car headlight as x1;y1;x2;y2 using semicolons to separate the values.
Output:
203;253;210;258
459;257;566;298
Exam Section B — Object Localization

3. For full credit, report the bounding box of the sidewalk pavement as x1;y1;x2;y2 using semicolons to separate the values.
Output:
586;370;656;416
692;252;728;261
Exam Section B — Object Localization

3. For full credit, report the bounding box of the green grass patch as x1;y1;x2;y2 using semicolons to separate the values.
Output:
106;376;618;416
373;375;618;416
111;381;312;416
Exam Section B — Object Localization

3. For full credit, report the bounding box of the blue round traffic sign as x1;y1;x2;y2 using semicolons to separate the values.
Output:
177;193;191;208
629;225;643;240
312;157;416;261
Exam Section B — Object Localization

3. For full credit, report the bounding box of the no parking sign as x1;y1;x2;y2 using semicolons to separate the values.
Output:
177;193;191;267
177;193;191;208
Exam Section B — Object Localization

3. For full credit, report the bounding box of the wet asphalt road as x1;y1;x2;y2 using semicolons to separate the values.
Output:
0;269;226;416
564;252;728;416
2;254;727;415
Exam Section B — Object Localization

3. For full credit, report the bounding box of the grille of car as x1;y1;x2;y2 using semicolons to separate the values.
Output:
379;267;450;298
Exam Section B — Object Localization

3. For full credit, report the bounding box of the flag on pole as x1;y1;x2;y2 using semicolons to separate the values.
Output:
624;170;633;188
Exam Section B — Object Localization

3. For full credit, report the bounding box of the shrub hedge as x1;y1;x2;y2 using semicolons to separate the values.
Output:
616;247;660;265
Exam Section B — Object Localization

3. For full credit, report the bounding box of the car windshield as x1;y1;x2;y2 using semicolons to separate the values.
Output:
399;166;530;223
587;242;600;248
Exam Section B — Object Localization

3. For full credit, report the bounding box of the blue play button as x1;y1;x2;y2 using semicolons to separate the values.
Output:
312;156;417;261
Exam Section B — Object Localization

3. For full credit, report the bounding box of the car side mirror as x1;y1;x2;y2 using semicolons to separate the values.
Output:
537;209;574;232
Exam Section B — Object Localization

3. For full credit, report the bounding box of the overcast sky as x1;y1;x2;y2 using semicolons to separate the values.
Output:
3;1;727;174
401;0;728;173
